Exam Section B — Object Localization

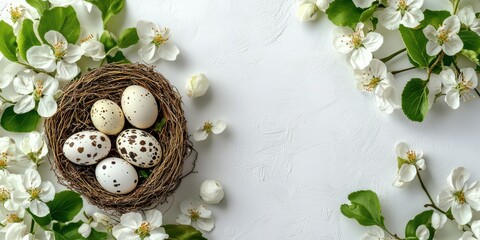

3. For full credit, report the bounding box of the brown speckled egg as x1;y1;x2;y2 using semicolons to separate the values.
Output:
95;157;138;194
63;131;111;165
121;85;158;129
116;129;162;168
91;99;125;135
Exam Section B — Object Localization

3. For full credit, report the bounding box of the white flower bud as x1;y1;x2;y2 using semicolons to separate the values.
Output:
92;212;110;226
200;180;224;204
185;73;210;98
78;223;92;238
296;2;318;22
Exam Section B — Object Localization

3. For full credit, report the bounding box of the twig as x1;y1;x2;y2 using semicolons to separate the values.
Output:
392;66;416;75
380;48;407;63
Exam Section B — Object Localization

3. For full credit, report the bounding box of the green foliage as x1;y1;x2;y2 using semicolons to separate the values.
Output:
118;27;139;48
17;19;41;61
107;51;130;64
87;228;109;240
405;211;435;240
326;0;363;28
401;78;429;122
419;10;450;28
154;118;167;132
53;221;85;240
26;0;50;15
47;191;83;223
38;6;81;44
459;30;480;54
399;26;433;68
359;4;378;23
27;209;53;227
340;190;385;227
100;30;117;53
0;21;18;62
461;49;480;66
86;0;125;26
1;106;41;132
164;225;208;240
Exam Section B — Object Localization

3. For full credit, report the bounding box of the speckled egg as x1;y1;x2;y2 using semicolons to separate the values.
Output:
63;131;111;166
95;157;138;194
116;129;162;168
91;99;125;135
121;85;158;129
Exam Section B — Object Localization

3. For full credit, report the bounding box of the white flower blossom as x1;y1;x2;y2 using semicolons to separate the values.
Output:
200;180;224;204
437;167;480;225
460;220;480;240
0;207;25;227
0;137;34;174
176;199;215;232
353;0;375;9
193;120;227;141
334;23;383;69
79;212;111;238
416;225;429;240
26;31;84;81
0;222;28;240
11;169;55;217
431;212;447;230
12;70;59;117
423;16;463;56
354;59;399;113
295;0;329;22
377;0;424;30
0;58;26;89
393;142;425;188
112;209;168;240
79;29;105;61
0;4;37;35
48;0;93;12
440;68;478;109
186;73;210;98
0;171;23;211
136;20;179;64
457;6;480;36
361;226;388;240
21;131;48;165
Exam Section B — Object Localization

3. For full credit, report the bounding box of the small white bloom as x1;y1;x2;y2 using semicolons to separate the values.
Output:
186;73;210;98
334;23;383;69
0;57;26;89
393;142;425;188
0;222;28;240
0;137;34;174
0;171;23;211
377;0;424;30
461;221;480;240
21;131;48;165
11;169;55;217
440;68;478;109
177;199;215;232
193;120;227;141
26;31;84;81
354;59;399;113
416;225;429;240
112;209;168;240
457;6;480;36
200;180;224;204
0;4;37;35
78;223;92;238
92;212;110;227
423;16;463;56
437;167;480;225
13;70;59;117
0;207;25;226
48;0;93;12
136;20;179;64
361;226;385;240
431;212;447;230
295;0;329;22
79;30;105;61
353;0;375;8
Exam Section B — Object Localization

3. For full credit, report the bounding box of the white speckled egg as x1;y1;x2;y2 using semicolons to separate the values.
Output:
116;129;162;168
91;99;125;135
95;157;138;194
121;85;158;129
63;131;111;166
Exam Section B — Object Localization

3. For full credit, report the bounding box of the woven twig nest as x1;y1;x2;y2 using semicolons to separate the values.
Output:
45;63;193;213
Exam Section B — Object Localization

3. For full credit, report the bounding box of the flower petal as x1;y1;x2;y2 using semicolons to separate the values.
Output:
139;43;159;64
145;209;163;228
437;188;454;209
56;60;80;81
30;199;50;217
136;20;157;44
426;40;441;56
350;47;372;69
39;181;55;202
431;212;447;230
448;167;470;192
158;42;179;61
442;35;463;56
445;89;460;109
452;201;472;225
63;44;85;63
363;32;383;52
26;45;56;72
398;164;416;182
193;130;208;141
180;199;201;214
176;213;192;225
196;217;215;232
120;212;143;229
212;120;226;134
415;225;429;240
44;31;67;50
13;95;35;114
37;96;58;118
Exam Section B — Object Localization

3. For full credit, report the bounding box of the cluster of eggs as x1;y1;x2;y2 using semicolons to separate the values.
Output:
62;85;162;195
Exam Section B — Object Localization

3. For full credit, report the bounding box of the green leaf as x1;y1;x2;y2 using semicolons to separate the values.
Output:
402;78;429;122
27;209;52;227
47;191;83;223
326;0;363;28
38;6;81;44
1;106;41;132
85;0;125;26
138;169;152;179
17;19;41;61
118;27;139;48
53;221;85;240
26;0;50;15
0;21;18;62
399;26;434;68
87;228;108;240
397;157;409;169
340;190;385;227
164;225;207;240
359;4;378;23
154;118;167;132
459;30;480;54
405;210;435;240
106;51;130;64
99;30;117;53
419;10;451;28
461;49;480;66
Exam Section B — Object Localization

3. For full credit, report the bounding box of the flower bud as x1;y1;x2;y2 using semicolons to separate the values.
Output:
186;73;209;98
78;223;92;238
200;180;224;204
296;2;318;22
93;212;110;226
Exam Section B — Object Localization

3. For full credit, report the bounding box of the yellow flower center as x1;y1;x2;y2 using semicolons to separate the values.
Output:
351;31;363;48
53;42;66;60
27;188;41;200
6;213;22;224
188;208;200;221
398;0;408;13
135;222;151;239
202;121;213;133
406;150;417;162
455;191;466;204
363;77;381;91
34;80;44;99
81;34;94;43
152;28;169;46
0;187;10;201
437;29;450;45
9;6;23;23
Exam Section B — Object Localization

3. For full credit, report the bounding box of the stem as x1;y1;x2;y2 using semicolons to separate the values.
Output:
475;88;480;98
417;171;435;205
17;62;55;77
0;95;15;104
427;52;445;80
453;0;461;14
382;227;403;240
392;66;416;75
30;218;35;233
380;48;407;63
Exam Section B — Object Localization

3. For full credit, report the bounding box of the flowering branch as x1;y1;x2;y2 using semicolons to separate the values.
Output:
380;48;406;63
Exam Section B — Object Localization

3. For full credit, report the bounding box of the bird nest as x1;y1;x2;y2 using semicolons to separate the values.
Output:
44;63;194;214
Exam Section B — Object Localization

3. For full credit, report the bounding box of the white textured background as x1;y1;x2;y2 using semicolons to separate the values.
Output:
3;0;480;239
